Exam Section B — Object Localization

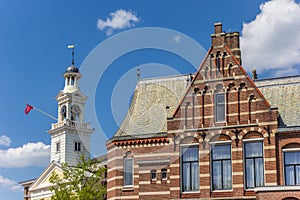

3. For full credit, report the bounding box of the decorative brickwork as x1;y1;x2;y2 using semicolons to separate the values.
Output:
106;22;300;200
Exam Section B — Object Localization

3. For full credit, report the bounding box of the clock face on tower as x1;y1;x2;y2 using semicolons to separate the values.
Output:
71;105;81;114
71;105;80;121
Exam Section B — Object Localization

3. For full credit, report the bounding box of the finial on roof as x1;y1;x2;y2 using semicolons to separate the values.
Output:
67;44;76;66
252;69;258;80
137;68;140;80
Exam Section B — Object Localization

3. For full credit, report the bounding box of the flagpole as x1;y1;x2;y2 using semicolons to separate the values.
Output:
32;106;57;121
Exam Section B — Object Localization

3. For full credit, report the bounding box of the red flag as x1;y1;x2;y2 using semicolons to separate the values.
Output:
24;104;33;115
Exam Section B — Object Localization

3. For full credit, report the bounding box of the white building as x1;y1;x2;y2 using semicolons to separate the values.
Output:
20;62;94;200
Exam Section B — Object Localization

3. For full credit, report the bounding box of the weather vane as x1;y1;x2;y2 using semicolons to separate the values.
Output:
67;44;77;66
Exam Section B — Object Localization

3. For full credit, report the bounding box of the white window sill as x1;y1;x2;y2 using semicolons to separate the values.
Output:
122;186;134;191
181;190;200;194
211;189;233;192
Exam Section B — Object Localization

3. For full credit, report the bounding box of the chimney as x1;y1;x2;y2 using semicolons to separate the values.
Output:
214;22;222;34
225;32;241;63
211;22;225;47
211;22;242;64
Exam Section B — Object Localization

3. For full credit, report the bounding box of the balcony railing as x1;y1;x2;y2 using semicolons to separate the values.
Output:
51;120;91;129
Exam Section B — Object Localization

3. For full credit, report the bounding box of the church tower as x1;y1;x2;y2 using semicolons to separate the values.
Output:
48;57;94;166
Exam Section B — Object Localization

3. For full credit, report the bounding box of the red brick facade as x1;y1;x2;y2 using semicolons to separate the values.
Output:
106;23;300;200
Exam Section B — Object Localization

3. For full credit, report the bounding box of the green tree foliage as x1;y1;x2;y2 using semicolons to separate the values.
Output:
49;157;106;200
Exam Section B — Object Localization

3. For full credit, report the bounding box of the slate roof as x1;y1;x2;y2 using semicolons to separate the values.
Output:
255;75;300;127
112;74;300;139
114;74;190;138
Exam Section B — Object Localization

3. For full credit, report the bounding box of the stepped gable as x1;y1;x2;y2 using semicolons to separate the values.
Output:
168;22;277;131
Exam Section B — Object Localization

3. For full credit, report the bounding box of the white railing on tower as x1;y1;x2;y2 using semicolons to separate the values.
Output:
51;119;91;129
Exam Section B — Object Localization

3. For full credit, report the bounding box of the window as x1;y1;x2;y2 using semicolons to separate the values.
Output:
60;105;66;120
151;170;157;181
124;158;133;186
181;146;199;192
71;76;75;85
217;57;221;73
161;169;167;180
215;93;225;122
284;151;300;185
56;142;60;152
74;142;81;151
211;144;232;190
184;102;190;129
244;141;264;188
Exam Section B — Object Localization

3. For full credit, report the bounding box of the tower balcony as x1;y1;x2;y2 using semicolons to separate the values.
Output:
51;119;92;130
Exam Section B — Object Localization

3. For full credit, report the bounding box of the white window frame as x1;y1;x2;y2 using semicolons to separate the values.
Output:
282;148;300;186
123;158;134;187
215;93;226;123
243;139;265;190
161;169;168;180
180;144;200;193
151;169;157;181
210;142;233;191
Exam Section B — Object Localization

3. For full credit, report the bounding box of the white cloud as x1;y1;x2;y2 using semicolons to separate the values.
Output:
0;135;11;147
0;175;22;191
173;35;182;43
97;9;139;36
0;142;50;168
240;0;300;76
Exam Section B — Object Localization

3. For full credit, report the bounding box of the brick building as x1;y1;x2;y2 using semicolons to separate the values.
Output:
106;23;300;200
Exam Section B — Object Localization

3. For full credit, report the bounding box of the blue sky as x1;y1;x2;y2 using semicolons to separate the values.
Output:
1;0;300;199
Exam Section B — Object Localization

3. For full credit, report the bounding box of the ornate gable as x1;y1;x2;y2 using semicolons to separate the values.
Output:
168;23;278;132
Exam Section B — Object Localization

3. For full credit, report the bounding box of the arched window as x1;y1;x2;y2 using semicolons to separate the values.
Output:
60;105;66;120
71;76;75;85
161;169;167;180
151;169;157;181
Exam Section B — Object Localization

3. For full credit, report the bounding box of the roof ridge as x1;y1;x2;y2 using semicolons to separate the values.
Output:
138;73;193;83
255;74;300;82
